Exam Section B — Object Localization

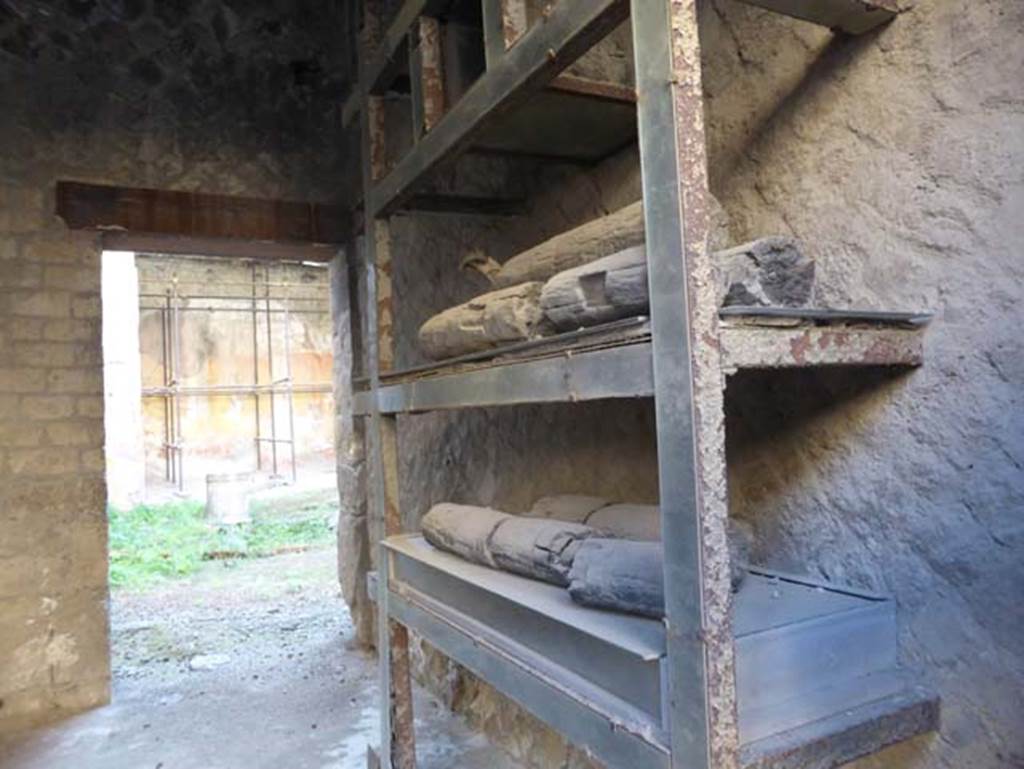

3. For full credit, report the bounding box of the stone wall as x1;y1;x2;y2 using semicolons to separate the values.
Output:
0;1;346;726
359;1;1024;767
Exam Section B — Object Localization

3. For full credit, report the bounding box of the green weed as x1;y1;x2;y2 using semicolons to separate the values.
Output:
108;500;333;589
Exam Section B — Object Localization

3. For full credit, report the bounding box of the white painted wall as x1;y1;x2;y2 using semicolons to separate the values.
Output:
101;251;146;511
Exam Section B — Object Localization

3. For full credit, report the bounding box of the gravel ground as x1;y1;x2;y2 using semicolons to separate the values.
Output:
0;547;518;769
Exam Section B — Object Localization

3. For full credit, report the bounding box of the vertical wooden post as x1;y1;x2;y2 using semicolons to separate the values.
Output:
501;0;529;48
359;3;416;765
483;0;528;68
632;1;739;768
410;16;445;141
418;17;445;134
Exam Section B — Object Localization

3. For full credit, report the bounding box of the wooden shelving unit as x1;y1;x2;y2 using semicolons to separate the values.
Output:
346;2;937;768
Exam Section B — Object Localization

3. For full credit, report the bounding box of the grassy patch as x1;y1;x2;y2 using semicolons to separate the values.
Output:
109;500;334;589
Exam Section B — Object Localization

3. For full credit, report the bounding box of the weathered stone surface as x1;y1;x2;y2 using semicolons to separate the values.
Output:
528;496;753;589
488;515;596;586
421;503;598;585
718;236;815;307
540;245;649;331
540;237;814;332
418;282;550;360
567;539;664;618
421;503;509;568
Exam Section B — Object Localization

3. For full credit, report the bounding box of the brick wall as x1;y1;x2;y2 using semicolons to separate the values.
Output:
0;202;110;719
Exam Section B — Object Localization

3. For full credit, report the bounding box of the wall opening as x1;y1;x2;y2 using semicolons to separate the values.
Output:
98;249;344;719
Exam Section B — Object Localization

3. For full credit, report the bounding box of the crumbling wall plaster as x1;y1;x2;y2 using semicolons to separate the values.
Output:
374;1;1024;767
0;1;346;726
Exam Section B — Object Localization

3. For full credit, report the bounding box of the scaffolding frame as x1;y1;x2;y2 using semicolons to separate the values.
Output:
141;263;331;490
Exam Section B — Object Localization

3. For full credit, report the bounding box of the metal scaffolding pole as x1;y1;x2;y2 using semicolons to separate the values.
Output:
252;263;263;472
284;299;298;483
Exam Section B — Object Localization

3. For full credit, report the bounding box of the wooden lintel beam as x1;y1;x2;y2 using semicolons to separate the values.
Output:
100;232;337;263
56;182;351;250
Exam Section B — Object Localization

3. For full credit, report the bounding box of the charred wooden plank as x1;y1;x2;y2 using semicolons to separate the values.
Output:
56;181;350;246
418;282;552;360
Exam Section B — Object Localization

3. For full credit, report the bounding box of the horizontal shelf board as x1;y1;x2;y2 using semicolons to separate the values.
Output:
354;310;927;414
736;0;898;35
386;534;665;659
472;87;637;162
385;577;672;769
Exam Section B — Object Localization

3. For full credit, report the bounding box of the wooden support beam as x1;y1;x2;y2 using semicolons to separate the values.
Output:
56;181;350;249
369;0;630;217
484;0;529;67
410;16;446;141
361;4;415;753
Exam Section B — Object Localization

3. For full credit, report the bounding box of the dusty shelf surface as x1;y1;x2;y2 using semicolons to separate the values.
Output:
354;309;929;414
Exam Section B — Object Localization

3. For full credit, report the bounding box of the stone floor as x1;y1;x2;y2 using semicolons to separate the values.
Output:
0;548;518;769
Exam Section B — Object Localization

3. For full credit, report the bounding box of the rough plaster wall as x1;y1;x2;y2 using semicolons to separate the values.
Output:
709;1;1024;767
372;1;1024;767
0;1;346;726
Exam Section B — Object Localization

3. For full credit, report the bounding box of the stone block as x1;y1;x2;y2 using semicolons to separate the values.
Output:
80;448;106;473
20;395;75;420
0;475;106;523
44;319;99;342
75;396;104;418
0;421;46;448
2;260;43;288
0;368;47;393
45;419;103;448
44;264;101;291
13;341;76;367
72;295;102;319
21;237;86;265
0;394;19;419
5;290;72;318
8;447;79;476
718;236;815;307
7;318;45;341
0;185;46;234
46;367;103;394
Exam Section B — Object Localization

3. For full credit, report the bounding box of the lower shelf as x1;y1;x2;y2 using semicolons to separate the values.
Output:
373;534;938;769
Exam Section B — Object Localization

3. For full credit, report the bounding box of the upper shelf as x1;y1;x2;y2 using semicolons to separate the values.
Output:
353;308;929;415
359;0;899;216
